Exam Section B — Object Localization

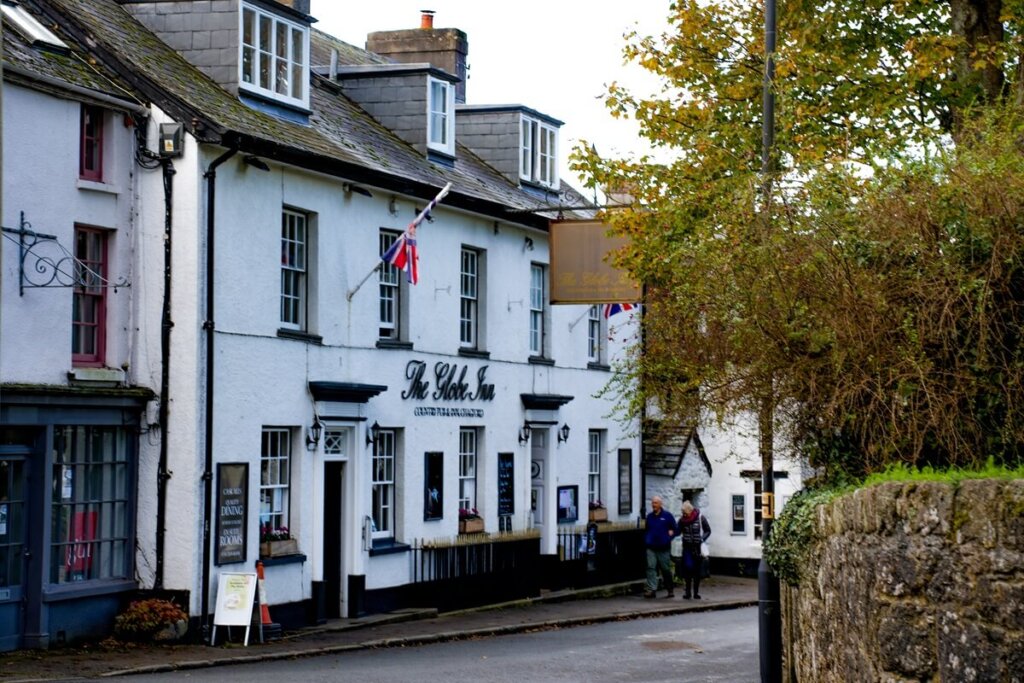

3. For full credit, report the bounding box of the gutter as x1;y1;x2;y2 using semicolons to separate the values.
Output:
199;146;238;641
2;63;150;115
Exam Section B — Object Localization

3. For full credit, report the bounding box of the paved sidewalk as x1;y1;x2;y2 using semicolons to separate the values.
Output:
0;576;757;681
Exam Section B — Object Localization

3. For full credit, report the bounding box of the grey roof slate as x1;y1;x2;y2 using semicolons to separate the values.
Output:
25;0;593;226
2;0;142;109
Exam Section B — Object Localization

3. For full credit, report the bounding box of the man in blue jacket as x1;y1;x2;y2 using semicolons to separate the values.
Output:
644;495;677;598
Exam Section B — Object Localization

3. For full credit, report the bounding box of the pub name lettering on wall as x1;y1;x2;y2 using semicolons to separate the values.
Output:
402;360;496;401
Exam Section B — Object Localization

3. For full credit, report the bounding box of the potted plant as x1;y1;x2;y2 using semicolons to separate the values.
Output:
588;500;607;522
260;523;298;557
458;507;484;534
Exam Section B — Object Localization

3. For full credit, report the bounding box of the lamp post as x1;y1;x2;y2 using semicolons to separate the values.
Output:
759;0;783;681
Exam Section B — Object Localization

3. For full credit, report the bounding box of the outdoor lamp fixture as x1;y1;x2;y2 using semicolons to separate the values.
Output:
243;154;270;171
557;423;571;443
366;420;381;447
518;420;531;445
306;416;323;451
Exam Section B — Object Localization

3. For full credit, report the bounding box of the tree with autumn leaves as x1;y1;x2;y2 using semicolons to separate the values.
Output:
574;0;1024;477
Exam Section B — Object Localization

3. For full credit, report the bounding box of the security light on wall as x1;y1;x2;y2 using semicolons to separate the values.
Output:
159;122;184;158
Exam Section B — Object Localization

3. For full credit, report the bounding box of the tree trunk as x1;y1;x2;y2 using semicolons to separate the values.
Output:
949;0;1005;108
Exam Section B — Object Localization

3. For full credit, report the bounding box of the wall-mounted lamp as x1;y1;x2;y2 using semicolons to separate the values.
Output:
306;416;323;450
523;236;534;252
388;196;399;216
366;420;381;447
557;423;571;443
243;154;270;171
518;420;532;445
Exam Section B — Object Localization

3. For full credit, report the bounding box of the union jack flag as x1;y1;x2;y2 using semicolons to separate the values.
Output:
379;182;451;285
603;303;636;318
381;226;419;284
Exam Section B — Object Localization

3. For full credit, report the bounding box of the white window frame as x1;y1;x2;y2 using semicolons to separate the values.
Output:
260;428;291;534
379;230;403;340
459;428;478;512
519;115;559;189
587;305;606;364
529;263;546;356
372;429;396;539
460;247;479;348
588;430;603;505
427;76;455;155
280;209;307;330
240;2;310;108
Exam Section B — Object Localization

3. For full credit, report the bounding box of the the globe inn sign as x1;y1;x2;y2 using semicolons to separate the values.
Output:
402;360;495;418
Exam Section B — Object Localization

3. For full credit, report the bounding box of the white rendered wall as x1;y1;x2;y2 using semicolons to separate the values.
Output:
176;151;642;608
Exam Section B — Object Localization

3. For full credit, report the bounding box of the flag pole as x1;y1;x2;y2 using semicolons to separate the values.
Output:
346;182;452;301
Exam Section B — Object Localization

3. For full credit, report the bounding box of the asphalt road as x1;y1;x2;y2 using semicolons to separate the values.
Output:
110;606;759;683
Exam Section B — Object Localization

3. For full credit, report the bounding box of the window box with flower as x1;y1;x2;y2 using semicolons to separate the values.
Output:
260;523;298;557
588;500;608;522
458;507;484;534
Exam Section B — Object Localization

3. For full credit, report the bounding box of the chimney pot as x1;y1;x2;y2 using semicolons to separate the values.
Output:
420;10;435;29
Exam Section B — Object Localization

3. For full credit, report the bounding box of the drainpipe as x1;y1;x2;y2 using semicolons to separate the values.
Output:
155;156;176;590
200;147;238;642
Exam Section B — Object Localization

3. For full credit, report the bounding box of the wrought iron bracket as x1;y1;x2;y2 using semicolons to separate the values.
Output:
1;211;130;295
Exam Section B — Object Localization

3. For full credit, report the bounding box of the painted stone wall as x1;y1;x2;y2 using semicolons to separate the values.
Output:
782;479;1024;683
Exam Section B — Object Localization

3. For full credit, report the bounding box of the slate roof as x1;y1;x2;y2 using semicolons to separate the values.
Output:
19;0;594;228
642;422;713;478
1;0;142;110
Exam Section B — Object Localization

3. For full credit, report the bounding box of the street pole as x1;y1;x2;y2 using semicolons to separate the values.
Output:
758;0;783;681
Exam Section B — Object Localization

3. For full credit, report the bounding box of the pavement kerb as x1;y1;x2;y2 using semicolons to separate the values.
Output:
103;590;758;678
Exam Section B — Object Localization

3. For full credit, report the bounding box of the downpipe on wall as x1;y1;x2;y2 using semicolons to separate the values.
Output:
200;146;238;642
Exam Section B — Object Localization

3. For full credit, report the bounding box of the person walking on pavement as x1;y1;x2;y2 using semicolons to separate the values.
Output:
677;500;711;599
644;495;677;598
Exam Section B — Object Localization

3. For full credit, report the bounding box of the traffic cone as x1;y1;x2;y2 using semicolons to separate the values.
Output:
255;560;282;641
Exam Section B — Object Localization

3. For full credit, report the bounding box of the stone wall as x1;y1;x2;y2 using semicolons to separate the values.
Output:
782;479;1024;682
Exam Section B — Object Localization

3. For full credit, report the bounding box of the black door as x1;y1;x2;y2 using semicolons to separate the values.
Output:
323;462;344;619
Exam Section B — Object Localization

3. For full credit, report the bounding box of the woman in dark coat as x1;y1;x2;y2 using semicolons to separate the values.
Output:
677;500;711;598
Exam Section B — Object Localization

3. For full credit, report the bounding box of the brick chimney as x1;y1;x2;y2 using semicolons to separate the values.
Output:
366;11;468;103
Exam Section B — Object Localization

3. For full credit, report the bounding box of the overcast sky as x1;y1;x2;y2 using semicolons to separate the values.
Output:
308;1;673;190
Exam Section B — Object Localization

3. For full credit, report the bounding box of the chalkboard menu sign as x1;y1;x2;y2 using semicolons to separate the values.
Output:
497;452;514;515
618;449;632;515
216;463;248;565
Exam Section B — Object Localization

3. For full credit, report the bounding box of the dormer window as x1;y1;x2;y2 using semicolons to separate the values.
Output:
240;2;309;109
520;115;558;189
428;76;455;156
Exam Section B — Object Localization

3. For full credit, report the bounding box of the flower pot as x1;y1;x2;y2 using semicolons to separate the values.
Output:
588;508;608;522
458;517;485;534
260;538;298;557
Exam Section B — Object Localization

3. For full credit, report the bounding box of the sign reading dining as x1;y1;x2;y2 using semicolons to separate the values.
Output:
402;360;496;402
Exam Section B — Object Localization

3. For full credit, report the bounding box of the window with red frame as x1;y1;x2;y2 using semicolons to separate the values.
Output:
72;226;107;366
80;105;103;181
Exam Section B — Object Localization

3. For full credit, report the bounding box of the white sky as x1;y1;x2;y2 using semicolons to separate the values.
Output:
308;1;673;191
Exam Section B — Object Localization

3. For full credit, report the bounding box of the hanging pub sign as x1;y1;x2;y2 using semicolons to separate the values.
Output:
215;463;248;565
